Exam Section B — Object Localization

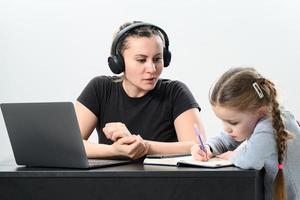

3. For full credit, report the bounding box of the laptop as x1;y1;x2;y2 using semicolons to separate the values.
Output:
0;102;132;169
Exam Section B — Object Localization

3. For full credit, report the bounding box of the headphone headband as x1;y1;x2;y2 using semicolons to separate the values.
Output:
108;22;172;74
110;22;170;56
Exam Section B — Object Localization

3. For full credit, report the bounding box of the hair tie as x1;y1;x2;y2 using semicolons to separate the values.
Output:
278;163;283;170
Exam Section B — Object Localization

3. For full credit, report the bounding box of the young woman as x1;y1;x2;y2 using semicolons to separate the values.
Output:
75;21;205;160
191;67;300;200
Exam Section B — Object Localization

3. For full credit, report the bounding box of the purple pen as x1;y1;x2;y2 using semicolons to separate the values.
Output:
193;124;206;153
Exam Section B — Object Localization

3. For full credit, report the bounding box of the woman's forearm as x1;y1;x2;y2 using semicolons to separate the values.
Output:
146;140;195;155
83;139;196;158
83;140;116;158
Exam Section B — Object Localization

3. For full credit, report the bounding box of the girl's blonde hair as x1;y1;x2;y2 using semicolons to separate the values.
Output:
210;67;292;200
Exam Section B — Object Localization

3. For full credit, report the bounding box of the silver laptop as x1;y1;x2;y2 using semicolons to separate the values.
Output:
0;102;132;169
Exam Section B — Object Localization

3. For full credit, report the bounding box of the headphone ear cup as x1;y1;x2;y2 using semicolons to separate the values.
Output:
108;55;124;74
163;49;172;67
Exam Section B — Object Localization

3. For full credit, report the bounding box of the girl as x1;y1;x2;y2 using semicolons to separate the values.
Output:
75;21;205;160
191;67;300;200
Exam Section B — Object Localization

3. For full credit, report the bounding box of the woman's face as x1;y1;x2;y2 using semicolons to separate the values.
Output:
122;35;164;97
212;105;263;142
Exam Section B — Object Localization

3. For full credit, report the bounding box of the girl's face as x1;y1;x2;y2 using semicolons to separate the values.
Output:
122;35;164;97
212;105;264;141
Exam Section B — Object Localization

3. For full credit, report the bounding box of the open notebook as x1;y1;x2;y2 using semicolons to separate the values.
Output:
143;154;233;168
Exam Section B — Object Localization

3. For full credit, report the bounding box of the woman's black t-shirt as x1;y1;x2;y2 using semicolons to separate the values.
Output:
77;76;200;144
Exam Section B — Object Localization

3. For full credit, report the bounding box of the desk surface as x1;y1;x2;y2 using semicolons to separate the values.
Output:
0;161;259;177
0;159;264;200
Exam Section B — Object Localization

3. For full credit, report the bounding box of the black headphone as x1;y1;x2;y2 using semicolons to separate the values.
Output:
107;22;172;74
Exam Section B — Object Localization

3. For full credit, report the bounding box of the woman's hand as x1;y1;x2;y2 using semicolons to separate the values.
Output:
111;135;149;160
216;151;235;160
191;144;213;161
103;122;132;141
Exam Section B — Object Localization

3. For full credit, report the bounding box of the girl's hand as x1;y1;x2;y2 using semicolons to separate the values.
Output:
191;144;213;161
216;151;235;160
111;135;149;160
103;122;132;141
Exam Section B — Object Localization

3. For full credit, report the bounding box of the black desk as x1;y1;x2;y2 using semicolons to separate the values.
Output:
0;160;264;200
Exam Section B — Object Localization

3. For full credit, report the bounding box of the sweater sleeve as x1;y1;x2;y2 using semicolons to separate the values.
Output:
230;130;277;170
206;132;241;155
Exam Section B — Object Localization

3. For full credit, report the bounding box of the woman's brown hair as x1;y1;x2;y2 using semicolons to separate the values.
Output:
210;67;292;200
115;21;165;57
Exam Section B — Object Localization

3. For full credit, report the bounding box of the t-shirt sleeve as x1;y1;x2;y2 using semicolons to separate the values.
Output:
77;76;104;118
171;81;200;120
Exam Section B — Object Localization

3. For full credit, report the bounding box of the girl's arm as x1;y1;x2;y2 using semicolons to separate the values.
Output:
230;130;276;170
146;108;205;154
206;132;241;155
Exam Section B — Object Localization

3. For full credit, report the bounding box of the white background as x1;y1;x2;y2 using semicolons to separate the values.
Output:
1;0;300;162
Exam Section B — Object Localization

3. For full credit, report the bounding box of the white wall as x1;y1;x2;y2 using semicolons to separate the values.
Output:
1;0;299;162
